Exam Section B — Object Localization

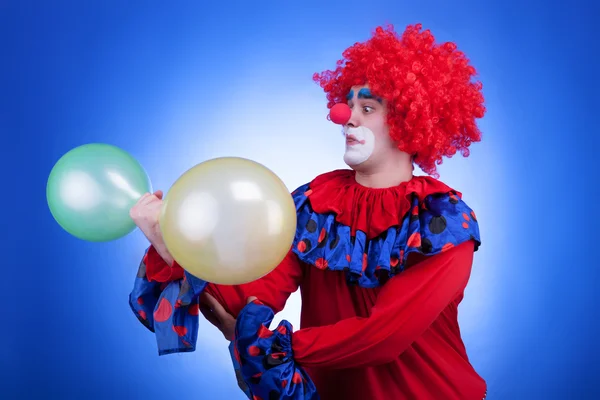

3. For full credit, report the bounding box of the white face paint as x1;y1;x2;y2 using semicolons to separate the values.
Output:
343;126;375;166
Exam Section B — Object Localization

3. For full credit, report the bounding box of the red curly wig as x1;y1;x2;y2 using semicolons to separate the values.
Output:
313;24;486;177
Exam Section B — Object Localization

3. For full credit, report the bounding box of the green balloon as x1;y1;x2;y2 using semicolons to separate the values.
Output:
46;143;152;242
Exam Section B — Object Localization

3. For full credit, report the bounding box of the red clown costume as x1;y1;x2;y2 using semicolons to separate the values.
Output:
129;24;487;400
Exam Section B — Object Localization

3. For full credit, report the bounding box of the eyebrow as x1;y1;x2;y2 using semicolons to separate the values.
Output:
357;88;382;103
346;88;382;103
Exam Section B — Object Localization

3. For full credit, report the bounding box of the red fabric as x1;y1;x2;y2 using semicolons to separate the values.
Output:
144;171;486;399
144;245;184;282
307;169;460;238
293;241;485;400
293;242;473;368
144;247;303;317
203;249;304;318
206;241;485;400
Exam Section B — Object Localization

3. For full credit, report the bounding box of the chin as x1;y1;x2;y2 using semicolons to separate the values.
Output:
343;155;368;170
344;141;374;166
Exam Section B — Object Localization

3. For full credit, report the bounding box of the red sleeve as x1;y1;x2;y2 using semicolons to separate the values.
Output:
291;240;475;369
205;249;304;318
144;245;184;282
145;244;303;318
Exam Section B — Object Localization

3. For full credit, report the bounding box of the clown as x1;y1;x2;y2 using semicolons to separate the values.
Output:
129;24;487;400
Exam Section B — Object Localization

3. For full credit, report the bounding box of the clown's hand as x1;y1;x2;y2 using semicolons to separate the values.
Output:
231;298;319;399
199;292;236;341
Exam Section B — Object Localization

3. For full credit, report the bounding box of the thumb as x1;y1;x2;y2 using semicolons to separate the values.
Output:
153;190;164;200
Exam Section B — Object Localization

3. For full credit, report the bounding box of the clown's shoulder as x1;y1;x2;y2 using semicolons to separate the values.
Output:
289;169;480;237
409;174;482;252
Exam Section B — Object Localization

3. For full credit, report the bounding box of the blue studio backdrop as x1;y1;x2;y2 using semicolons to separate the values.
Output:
1;1;596;399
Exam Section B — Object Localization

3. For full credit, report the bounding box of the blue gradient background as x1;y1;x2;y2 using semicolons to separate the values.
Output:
2;1;596;399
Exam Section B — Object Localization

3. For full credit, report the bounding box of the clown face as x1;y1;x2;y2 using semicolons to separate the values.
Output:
343;125;375;166
343;85;396;169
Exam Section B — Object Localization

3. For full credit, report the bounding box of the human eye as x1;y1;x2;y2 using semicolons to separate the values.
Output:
362;105;374;113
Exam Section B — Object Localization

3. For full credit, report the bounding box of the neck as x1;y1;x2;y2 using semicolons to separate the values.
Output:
354;154;414;189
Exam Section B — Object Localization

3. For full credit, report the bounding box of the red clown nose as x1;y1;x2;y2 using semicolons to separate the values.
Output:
329;103;351;125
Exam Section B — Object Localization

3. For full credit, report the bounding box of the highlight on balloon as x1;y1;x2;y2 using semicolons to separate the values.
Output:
46;143;153;243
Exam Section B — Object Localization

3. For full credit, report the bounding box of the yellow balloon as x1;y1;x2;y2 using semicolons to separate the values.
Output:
159;157;297;285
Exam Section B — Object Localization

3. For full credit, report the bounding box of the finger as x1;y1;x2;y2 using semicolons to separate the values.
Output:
201;292;231;322
153;190;164;200
137;192;151;204
130;193;151;217
139;193;156;206
199;303;222;328
200;292;218;308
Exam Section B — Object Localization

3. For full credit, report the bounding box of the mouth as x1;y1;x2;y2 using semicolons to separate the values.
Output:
346;134;365;146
